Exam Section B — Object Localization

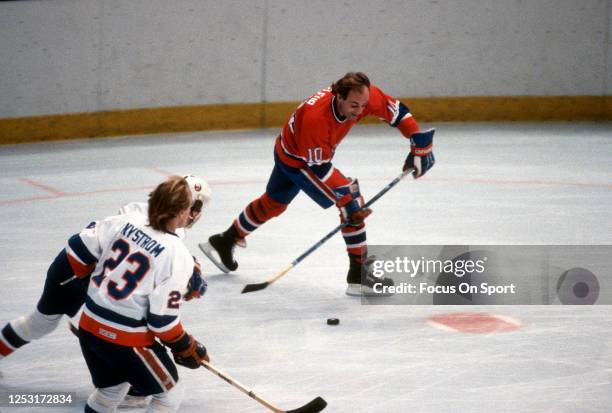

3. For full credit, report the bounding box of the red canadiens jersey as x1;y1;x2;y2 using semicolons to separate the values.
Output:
275;85;419;168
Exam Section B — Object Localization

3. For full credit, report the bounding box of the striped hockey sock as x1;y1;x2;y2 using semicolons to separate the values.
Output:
233;193;288;238
342;223;367;257
0;323;29;359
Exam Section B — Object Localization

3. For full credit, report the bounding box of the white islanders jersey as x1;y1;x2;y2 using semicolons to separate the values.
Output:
78;212;194;347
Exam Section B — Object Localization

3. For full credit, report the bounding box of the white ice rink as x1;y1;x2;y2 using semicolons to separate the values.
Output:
1;122;611;412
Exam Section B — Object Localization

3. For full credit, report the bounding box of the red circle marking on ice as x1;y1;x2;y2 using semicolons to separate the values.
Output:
426;312;522;334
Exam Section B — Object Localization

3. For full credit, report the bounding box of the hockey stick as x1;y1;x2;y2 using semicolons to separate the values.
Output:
242;169;414;293
201;360;327;413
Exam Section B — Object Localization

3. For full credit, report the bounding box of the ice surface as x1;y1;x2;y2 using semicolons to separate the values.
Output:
1;123;611;412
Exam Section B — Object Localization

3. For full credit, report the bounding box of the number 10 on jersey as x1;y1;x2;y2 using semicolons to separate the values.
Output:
307;147;323;164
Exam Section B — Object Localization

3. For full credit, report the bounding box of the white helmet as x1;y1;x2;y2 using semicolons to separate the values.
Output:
184;175;211;212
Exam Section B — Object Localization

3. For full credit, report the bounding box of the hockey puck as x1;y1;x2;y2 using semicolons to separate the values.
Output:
327;318;340;326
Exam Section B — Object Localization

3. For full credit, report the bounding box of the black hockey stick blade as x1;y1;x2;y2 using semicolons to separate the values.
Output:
241;281;270;294
242;263;294;294
286;396;327;413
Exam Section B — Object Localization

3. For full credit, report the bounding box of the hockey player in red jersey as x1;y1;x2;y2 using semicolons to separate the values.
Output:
201;72;435;296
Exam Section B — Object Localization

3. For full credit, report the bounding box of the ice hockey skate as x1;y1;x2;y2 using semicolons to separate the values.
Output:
345;255;394;297
199;225;244;273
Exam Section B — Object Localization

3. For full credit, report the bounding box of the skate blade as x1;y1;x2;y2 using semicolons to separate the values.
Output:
198;242;231;273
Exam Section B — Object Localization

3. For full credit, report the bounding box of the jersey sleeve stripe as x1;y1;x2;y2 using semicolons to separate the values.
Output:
147;311;179;330
67;234;98;265
397;114;420;138
66;253;95;277
152;322;184;342
390;101;411;127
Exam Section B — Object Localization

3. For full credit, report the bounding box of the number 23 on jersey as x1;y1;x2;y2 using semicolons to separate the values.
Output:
91;238;151;300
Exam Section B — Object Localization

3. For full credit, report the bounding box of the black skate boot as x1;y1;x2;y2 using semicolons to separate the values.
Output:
199;225;244;273
346;254;394;297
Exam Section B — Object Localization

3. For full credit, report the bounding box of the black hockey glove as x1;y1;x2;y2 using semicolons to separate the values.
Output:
164;332;208;369
404;129;435;178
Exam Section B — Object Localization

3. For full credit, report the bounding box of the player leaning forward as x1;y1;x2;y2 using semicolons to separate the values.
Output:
78;176;208;413
202;72;435;295
0;174;208;361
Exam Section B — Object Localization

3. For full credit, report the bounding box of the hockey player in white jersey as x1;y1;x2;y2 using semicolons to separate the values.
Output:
79;175;207;413
0;175;210;365
114;174;210;409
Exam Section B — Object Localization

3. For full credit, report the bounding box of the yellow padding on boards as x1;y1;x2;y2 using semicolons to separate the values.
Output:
0;96;610;145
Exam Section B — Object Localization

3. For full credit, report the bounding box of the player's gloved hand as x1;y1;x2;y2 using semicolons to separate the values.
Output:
404;129;435;178
185;258;207;301
164;332;209;369
334;179;372;226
